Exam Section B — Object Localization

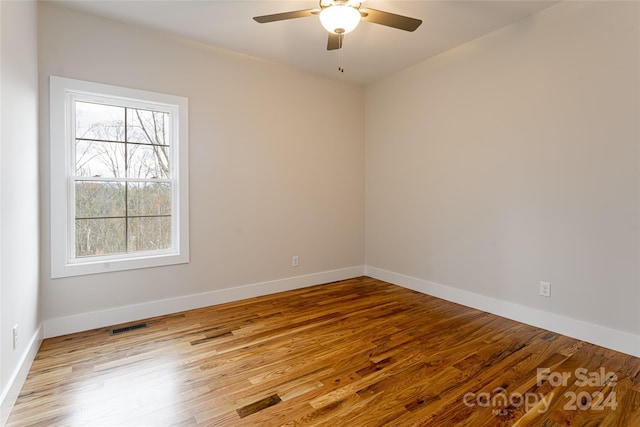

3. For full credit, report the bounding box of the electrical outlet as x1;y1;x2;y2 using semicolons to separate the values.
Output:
12;324;18;349
539;281;551;298
292;256;299;267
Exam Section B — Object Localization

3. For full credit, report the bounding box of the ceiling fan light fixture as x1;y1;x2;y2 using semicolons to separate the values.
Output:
319;5;361;35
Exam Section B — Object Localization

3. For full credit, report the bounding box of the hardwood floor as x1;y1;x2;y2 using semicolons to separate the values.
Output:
7;277;640;426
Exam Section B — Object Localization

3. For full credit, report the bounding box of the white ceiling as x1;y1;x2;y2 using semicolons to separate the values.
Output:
52;0;558;85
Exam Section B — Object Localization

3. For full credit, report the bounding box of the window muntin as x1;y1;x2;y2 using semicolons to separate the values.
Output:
50;76;189;278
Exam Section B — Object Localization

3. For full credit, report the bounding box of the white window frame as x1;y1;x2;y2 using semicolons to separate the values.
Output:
50;76;189;278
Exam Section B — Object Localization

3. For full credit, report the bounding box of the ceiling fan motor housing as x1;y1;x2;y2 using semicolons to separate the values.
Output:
319;0;362;10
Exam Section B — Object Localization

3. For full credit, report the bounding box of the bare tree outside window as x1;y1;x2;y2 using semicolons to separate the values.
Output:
74;101;172;257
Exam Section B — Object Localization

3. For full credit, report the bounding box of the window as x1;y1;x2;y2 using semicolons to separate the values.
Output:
50;76;189;278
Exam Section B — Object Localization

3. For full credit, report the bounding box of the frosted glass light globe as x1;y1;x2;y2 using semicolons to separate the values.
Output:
319;5;361;35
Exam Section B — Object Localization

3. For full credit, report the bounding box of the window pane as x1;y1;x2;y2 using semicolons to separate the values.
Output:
75;218;126;257
127;143;170;179
75;140;126;178
127;108;169;145
127;182;171;216
75;181;126;218
76;101;125;142
128;217;171;252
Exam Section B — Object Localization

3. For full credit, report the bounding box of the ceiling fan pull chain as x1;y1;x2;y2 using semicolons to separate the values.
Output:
338;33;344;73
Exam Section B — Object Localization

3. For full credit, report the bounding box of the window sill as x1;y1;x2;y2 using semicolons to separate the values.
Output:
51;251;189;279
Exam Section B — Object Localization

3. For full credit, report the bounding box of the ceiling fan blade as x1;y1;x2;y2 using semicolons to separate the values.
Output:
359;8;422;32
327;33;342;51
253;9;317;24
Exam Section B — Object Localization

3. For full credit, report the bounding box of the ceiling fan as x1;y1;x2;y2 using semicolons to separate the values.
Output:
253;0;422;51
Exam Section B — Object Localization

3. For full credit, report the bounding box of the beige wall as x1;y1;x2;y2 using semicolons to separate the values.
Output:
39;4;364;325
366;1;640;335
37;1;640;348
1;0;40;421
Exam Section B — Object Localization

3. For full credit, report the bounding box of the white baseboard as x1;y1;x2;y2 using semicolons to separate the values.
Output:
41;263;639;356
0;325;43;427
43;266;365;338
365;266;640;358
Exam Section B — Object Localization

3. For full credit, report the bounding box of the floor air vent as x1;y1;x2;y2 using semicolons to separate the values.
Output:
110;323;148;336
